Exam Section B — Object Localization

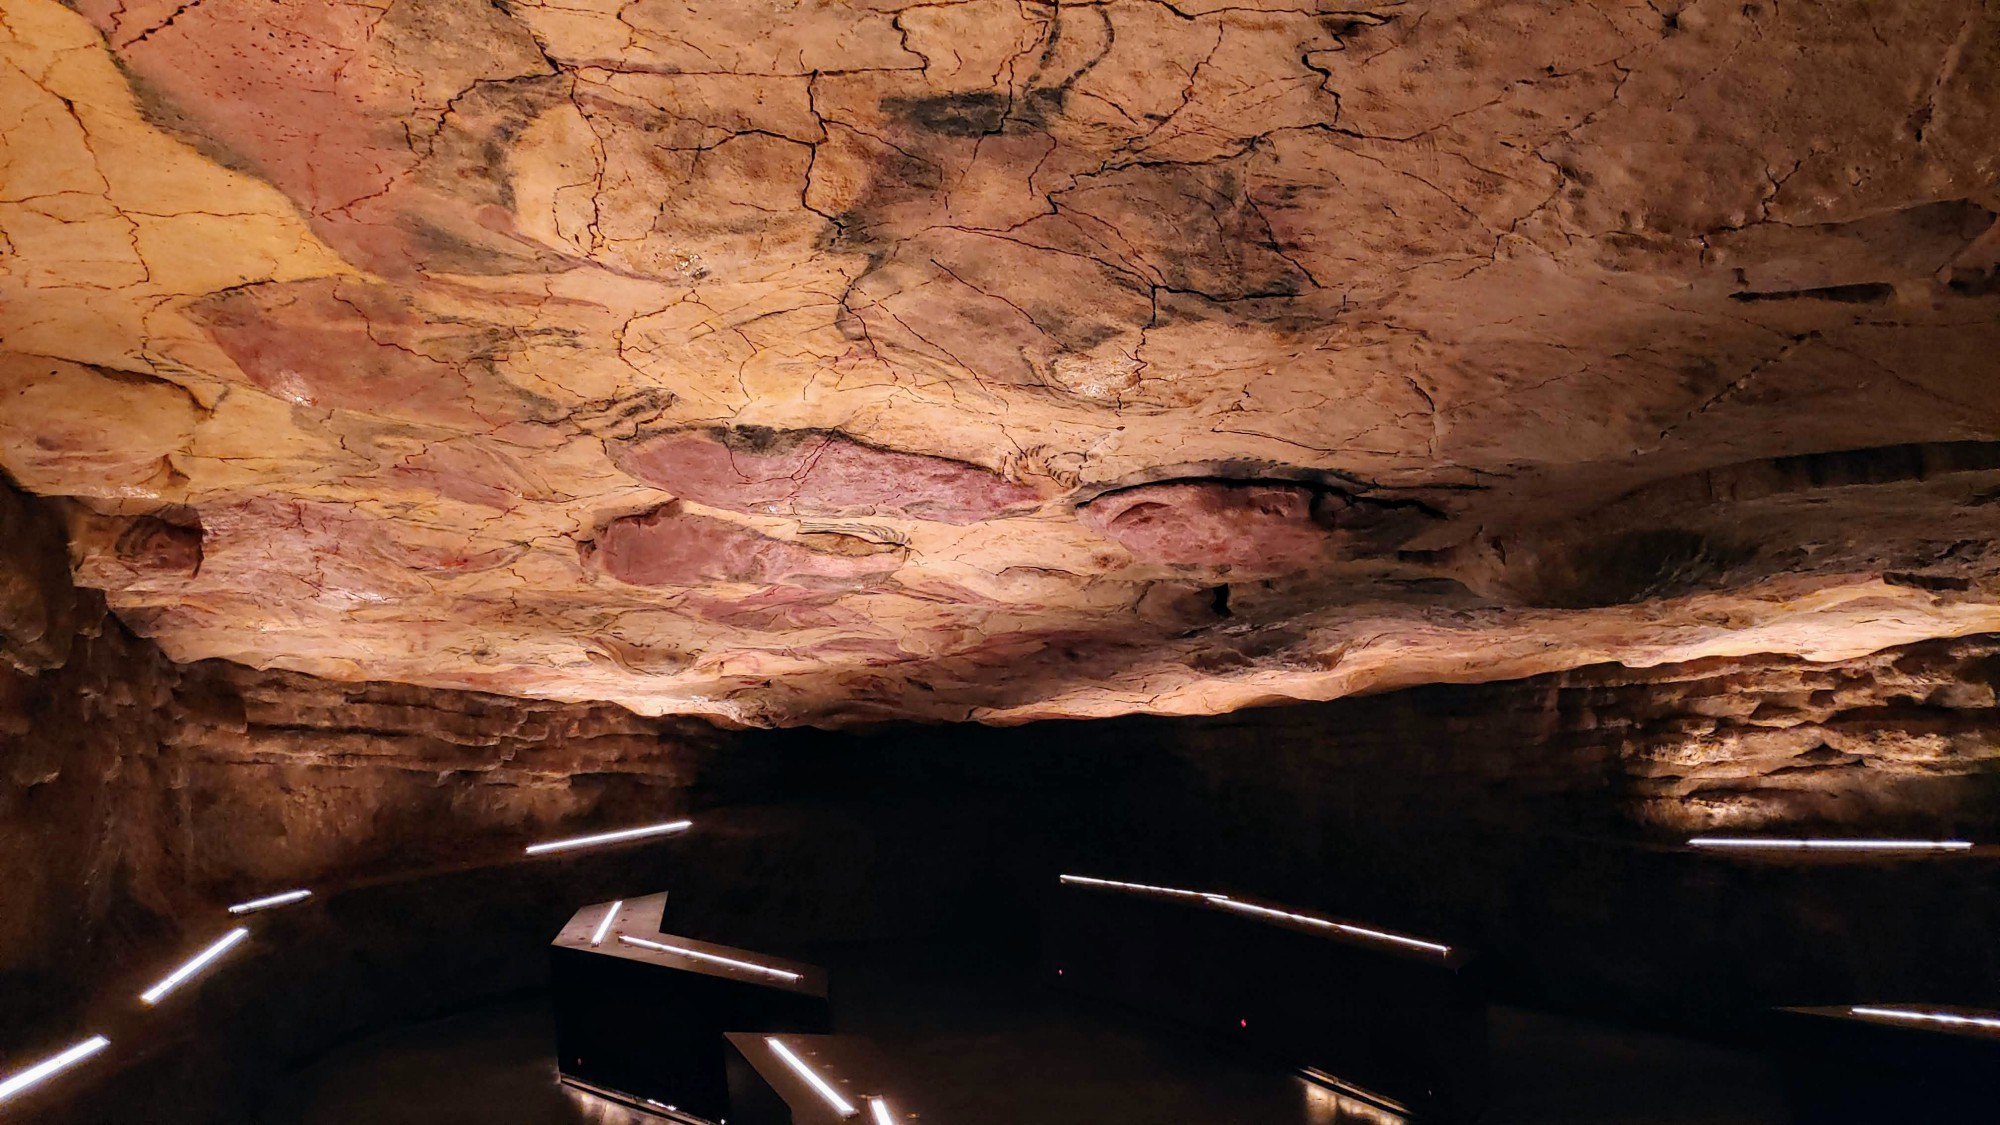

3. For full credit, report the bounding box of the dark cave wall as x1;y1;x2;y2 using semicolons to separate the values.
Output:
8;471;2000;1121
824;643;2000;1026
1;480;182;1020
1087;638;2000;848
0;477;744;1047
0;630;736;987
2;479;1088;1125
0;622;734;986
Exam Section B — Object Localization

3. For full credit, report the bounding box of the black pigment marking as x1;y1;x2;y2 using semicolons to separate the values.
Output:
1729;283;1895;304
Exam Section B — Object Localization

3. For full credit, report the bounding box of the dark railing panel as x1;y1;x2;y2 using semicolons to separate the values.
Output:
1044;879;1485;1121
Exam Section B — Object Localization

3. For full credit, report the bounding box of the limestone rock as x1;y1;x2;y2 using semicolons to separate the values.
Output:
0;0;1996;724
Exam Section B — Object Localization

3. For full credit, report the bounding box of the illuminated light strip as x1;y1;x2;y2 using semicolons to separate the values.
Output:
227;889;312;915
1206;896;1452;957
767;1038;857;1117
1058;874;1220;901
1689;837;1972;851
0;1037;110;1105
140;928;251;1005
869;1096;894;1125
525;819;693;856
589;900;623;947
1851;1006;2000;1032
616;935;802;982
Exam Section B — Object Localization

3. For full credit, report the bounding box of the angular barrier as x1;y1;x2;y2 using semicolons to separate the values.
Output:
552;893;832;1121
1768;1005;2000;1123
725;1034;903;1125
1045;876;1484;1121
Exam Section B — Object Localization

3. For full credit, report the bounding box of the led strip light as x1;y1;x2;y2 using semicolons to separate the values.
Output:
526;819;692;856
1205;896;1452;957
1688;837;1972;851
616;935;802;982
589;900;623;947
1058;874;1219;901
140;928;251;1005
767;1038;856;1117
227;889;312;915
1850;1006;2000;1032
0;1037;110;1105
869;1096;895;1125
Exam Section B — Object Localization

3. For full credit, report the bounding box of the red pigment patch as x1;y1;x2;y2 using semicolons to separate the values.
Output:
193;496;523;610
85;0;550;276
193;497;414;603
391;541;527;575
1077;481;1333;573
85;0;416;261
615;429;1042;524
193;279;529;427
390;440;553;511
594;505;904;587
679;588;860;631
779;635;913;664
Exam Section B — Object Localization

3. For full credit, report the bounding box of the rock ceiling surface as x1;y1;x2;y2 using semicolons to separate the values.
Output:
1;0;1998;726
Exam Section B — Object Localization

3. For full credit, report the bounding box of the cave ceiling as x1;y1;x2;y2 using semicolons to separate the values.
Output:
2;0;1998;726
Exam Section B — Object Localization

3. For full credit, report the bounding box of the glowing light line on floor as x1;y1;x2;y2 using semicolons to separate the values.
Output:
616;935;801;982
140;928;251;1005
227;889;312;915
869;1095;895;1125
767;1038;856;1117
1689;837;1972;851
1058;874;1219;900
1850;1006;2000;1032
590;900;623;947
1204;896;1452;957
0;1037;110;1105
526;819;692;855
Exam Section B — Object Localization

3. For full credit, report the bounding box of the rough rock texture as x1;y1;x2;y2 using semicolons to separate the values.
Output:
1;0;1998;723
7;470;2000;1120
615;428;1047;524
0;632;727;973
1135;635;2000;837
0;477;732;1023
805;643;2000;1022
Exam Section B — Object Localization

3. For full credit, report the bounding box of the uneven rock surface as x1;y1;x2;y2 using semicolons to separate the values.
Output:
7;467;2000;1086
1126;634;2000;836
1;477;730;1010
2;0;1998;724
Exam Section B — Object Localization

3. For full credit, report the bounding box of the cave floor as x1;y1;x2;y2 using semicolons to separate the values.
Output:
259;944;1790;1125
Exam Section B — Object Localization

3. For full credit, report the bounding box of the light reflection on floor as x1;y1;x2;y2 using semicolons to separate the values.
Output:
262;955;1788;1125
559;1084;669;1125
1300;1077;1409;1125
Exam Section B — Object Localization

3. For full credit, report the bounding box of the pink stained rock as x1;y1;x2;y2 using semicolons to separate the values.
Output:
193;280;532;428
615;429;1042;525
9;0;2000;728
80;0;556;277
1077;481;1334;574
593;504;904;588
